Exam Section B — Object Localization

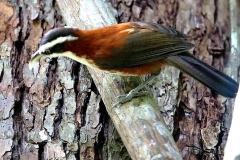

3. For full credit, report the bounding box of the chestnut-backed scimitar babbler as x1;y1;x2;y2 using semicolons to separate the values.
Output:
29;22;238;103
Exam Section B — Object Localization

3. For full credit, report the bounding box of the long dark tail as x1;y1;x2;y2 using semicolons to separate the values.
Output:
165;52;238;98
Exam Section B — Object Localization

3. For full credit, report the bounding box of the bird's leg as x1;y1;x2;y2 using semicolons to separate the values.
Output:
114;75;158;107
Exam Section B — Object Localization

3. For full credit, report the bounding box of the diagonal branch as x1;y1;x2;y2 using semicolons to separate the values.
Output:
56;0;182;159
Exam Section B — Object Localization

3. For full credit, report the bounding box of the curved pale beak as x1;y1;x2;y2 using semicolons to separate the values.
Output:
29;51;46;70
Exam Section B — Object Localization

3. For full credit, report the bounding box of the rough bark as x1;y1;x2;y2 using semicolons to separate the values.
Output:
0;0;239;160
0;1;104;159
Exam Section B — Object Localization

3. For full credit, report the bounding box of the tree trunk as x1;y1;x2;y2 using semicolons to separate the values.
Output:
0;0;238;160
0;1;104;159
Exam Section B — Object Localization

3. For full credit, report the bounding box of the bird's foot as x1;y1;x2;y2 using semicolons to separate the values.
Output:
113;89;149;107
112;75;158;107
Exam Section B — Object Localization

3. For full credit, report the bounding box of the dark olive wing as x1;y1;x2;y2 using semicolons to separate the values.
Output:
120;30;194;67
131;22;192;38
96;22;194;69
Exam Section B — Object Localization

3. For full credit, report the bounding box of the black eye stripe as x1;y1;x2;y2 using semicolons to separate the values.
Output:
47;43;64;53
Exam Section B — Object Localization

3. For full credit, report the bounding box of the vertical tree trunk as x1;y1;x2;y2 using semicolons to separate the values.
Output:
0;1;106;159
0;0;238;160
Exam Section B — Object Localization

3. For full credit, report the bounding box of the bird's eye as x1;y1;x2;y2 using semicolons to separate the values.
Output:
45;49;51;54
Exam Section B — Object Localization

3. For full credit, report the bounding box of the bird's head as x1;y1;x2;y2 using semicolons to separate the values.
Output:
29;28;79;69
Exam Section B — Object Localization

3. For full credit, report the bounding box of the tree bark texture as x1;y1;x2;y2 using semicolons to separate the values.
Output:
0;0;239;160
0;1;107;159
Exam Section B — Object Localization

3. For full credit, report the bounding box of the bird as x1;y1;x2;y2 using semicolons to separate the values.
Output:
29;22;238;103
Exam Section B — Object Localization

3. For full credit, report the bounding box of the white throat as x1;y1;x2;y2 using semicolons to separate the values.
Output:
48;51;97;68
